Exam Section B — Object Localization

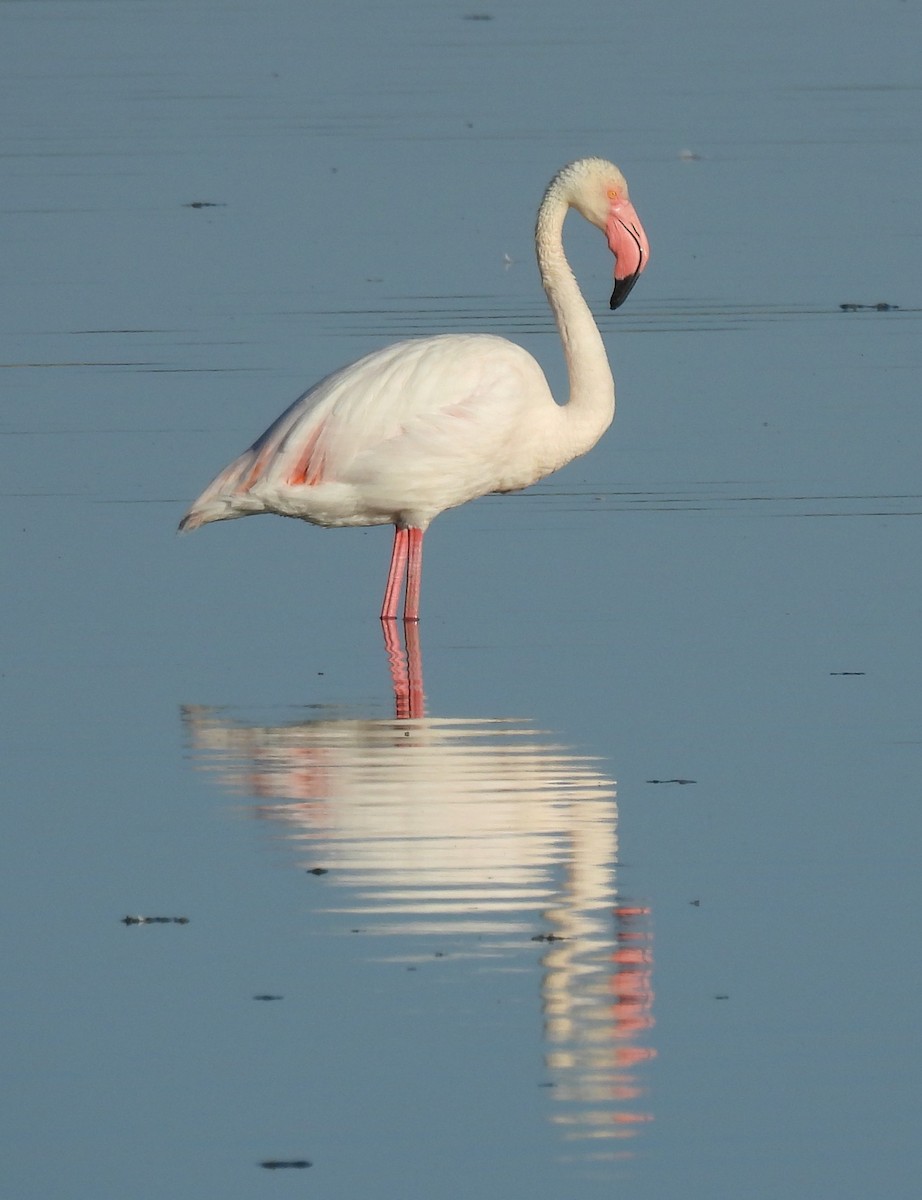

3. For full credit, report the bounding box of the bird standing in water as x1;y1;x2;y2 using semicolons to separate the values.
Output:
179;157;649;621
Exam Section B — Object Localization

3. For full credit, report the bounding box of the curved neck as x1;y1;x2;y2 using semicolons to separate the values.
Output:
535;184;615;460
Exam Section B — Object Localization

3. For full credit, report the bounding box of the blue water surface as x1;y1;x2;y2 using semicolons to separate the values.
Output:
2;2;921;1197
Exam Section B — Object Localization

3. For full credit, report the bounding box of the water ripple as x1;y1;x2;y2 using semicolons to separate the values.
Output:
284;295;920;338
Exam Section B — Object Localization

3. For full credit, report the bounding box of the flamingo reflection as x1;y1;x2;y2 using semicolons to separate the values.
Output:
183;625;654;1151
381;618;424;718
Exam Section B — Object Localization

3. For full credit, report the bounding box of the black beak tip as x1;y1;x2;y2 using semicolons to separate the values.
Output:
610;273;640;311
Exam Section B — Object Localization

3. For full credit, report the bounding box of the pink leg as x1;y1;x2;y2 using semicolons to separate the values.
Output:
403;527;424;622
380;527;409;621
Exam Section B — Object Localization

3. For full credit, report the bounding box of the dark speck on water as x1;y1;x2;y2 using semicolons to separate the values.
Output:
260;1160;311;1170
839;301;898;311
646;778;697;785
253;994;284;1001
121;915;190;925
307;866;329;875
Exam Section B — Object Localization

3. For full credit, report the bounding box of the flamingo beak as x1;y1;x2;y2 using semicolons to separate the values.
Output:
607;200;649;310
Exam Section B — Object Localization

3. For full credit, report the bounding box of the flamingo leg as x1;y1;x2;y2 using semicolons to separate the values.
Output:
380;525;424;621
403;527;424;622
381;526;409;621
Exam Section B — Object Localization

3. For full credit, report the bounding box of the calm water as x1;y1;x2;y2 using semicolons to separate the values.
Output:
3;1;921;1197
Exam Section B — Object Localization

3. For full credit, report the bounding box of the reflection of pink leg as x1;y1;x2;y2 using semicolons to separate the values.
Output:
403;619;424;717
381;527;408;621
404;527;424;622
380;618;406;714
380;618;425;718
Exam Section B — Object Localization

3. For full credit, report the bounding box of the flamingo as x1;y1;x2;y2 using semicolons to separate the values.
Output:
179;157;649;621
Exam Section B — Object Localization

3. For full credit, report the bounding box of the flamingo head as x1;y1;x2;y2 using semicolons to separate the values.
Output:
606;191;649;310
562;158;650;310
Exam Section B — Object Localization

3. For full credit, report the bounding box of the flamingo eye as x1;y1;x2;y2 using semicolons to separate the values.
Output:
607;188;619;200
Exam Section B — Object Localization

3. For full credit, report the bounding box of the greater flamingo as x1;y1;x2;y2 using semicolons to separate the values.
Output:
179;157;649;621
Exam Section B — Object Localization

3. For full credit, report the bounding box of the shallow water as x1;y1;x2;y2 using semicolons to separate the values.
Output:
3;1;922;1197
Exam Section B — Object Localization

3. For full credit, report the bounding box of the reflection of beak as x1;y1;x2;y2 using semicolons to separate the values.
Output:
607;200;649;310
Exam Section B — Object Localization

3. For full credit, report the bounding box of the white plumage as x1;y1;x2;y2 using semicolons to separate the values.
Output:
180;157;650;620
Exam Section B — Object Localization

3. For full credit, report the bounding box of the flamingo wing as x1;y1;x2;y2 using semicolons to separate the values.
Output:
180;333;553;531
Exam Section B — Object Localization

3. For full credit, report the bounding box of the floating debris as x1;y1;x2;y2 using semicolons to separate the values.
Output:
184;201;226;209
260;1160;311;1170
306;866;329;875
839;301;898;312
253;994;284;1002
121;915;190;925
646;778;697;785
829;671;865;676
531;932;567;942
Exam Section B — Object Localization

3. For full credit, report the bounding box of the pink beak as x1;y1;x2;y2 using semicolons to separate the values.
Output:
606;200;650;309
